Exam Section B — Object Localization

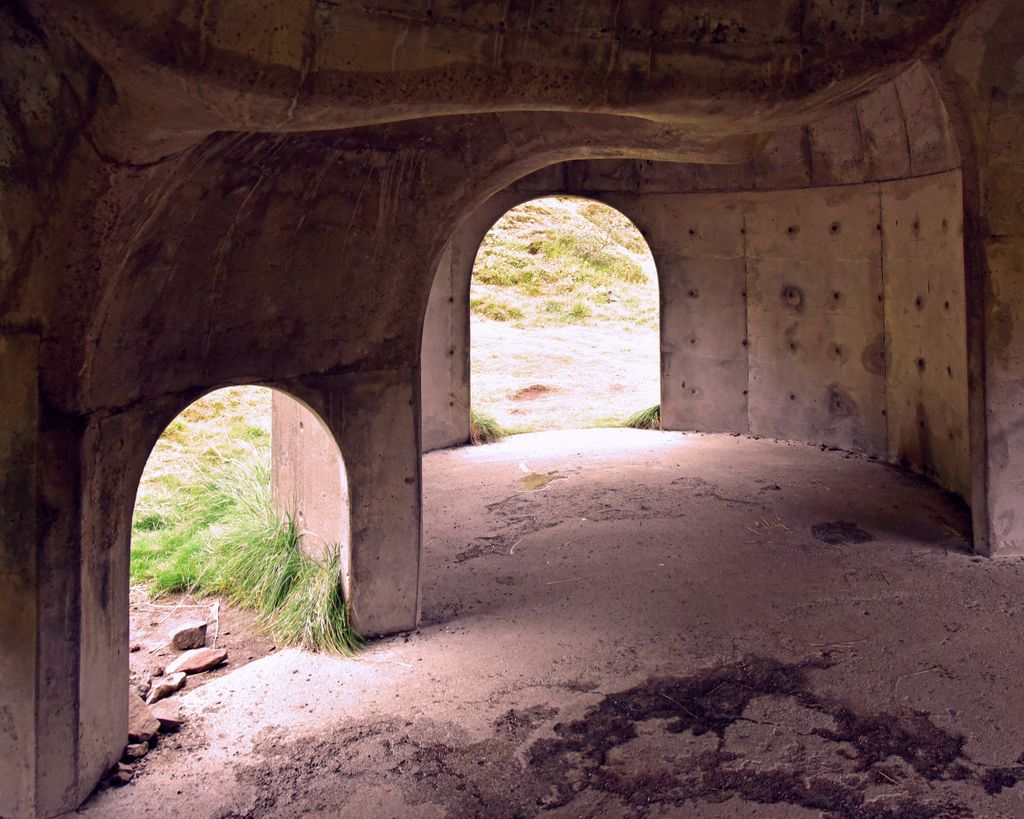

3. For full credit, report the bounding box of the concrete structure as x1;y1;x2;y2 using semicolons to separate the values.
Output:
270;392;350;564
3;1;1024;814
422;69;970;506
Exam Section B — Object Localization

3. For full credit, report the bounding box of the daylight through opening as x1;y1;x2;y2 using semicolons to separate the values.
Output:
129;386;357;714
469;197;660;439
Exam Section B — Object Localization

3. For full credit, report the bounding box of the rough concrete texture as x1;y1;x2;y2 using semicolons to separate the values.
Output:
421;168;969;498
270;392;350;563
3;0;1024;813
78;431;1024;818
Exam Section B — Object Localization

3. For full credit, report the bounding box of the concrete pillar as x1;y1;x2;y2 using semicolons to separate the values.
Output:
0;332;127;817
938;0;1024;555
271;392;350;562
420;193;523;451
278;369;421;636
1;332;42;818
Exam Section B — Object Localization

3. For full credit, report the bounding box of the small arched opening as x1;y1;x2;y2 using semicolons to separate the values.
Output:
127;385;355;729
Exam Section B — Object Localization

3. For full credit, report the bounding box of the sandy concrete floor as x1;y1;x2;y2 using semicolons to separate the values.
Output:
81;431;1024;818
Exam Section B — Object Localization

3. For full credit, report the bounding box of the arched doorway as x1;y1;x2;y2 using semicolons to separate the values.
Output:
129;385;357;698
469;196;660;437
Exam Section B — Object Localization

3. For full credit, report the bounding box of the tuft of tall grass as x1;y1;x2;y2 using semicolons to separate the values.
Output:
272;549;361;655
131;446;360;654
470;409;506;444
625;404;661;430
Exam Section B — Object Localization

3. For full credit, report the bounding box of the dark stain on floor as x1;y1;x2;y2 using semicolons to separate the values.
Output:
215;656;1022;818
812;520;876;545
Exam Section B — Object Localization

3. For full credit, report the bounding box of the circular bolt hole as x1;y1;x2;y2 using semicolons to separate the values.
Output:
790;341;798;351
944;301;951;310
915;297;924;309
830;222;840;233
787;225;799;235
688;229;696;236
917;357;926;371
833;291;841;300
789;393;797;401
689;289;699;298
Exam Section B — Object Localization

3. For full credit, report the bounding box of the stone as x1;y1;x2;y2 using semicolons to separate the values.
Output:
128;692;160;743
110;762;134;786
165;647;228;675
169;620;208;651
150;700;183;732
145;671;186;704
123;743;149;760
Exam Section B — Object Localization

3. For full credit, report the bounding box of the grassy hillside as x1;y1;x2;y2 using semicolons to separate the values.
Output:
469;196;661;432
471;197;658;329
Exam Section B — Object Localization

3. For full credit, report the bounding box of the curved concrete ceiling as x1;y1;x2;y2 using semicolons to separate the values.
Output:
34;0;977;159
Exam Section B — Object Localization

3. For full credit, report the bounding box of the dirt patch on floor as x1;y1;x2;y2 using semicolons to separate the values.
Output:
213;655;1024;818
512;384;561;401
129;588;277;699
811;521;876;545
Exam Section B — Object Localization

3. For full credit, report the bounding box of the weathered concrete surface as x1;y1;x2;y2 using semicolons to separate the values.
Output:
939;0;1024;556
76;431;1024;818
421;169;968;495
270;392;350;561
34;1;973;161
882;171;971;500
2;0;1023;813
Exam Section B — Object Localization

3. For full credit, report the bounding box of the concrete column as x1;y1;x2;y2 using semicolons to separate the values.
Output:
939;0;1024;555
1;332;42;818
0;332;123;817
420;193;522;452
271;392;350;563
280;369;421;637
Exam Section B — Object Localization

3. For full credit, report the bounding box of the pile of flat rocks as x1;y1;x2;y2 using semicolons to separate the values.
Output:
110;619;228;786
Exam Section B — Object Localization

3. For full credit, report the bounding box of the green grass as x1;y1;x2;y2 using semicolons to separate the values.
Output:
470;296;524;322
470;197;656;329
131;443;360;655
624;404;661;430
470;409;506;444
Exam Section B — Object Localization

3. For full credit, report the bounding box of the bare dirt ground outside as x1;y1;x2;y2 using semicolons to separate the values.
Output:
469;196;660;431
471;319;660;431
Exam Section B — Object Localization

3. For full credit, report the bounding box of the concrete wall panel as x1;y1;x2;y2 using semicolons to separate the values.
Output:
881;171;970;499
745;187;887;453
619;195;748;432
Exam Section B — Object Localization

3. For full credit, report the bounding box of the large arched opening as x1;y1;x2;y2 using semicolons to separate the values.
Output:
467;196;660;436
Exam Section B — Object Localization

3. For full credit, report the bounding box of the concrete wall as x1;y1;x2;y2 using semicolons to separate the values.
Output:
882;172;970;499
270;392;350;567
421;170;969;499
2;1;1016;812
420;65;969;501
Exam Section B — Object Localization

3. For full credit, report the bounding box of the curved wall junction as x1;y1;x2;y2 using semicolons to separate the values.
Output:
422;62;970;500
